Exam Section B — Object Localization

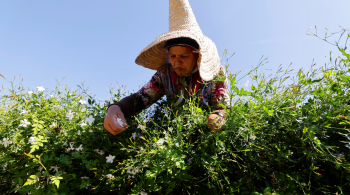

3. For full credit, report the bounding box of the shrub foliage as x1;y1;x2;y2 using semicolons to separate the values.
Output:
1;28;350;194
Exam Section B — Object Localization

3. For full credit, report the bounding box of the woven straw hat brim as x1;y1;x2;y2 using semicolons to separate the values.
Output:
135;30;220;81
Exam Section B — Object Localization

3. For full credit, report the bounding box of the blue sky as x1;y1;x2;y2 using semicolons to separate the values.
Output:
1;0;349;102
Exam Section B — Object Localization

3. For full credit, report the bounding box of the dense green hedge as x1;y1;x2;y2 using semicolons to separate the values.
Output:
1;29;350;194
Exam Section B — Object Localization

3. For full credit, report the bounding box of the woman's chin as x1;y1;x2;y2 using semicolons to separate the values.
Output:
175;70;187;77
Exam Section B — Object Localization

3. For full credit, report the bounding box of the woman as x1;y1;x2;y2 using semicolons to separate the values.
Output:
104;0;230;135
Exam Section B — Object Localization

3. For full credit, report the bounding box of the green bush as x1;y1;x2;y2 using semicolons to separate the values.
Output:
1;28;350;195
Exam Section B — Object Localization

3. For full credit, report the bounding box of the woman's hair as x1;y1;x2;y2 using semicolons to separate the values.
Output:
164;37;199;50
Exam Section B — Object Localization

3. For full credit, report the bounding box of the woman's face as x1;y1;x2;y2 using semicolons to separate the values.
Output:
168;46;196;76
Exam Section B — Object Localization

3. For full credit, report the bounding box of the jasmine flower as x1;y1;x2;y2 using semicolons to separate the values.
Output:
66;111;74;121
131;132;137;140
76;144;83;151
140;191;148;195
80;121;87;127
28;136;37;144
117;118;125;127
49;122;57;128
2;138;12;147
50;165;59;172
19;119;31;127
156;138;166;145
67;142;75;151
85;115;95;125
106;174;114;179
98;150;105;155
243;80;249;87
20;110;29;115
106;154;115;163
36;86;45;92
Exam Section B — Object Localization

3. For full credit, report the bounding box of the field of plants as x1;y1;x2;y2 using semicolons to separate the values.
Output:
1;29;350;194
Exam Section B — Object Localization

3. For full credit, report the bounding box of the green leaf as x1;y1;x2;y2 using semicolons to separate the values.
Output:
50;175;63;189
23;175;38;186
18;177;23;186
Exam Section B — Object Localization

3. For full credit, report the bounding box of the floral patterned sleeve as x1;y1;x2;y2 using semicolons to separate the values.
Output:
136;72;165;109
211;65;231;110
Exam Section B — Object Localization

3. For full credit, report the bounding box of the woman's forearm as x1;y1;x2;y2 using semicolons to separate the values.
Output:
107;94;145;118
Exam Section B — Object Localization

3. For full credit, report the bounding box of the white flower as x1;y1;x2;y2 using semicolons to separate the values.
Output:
76;144;83;151
79;100;87;105
243;80;249;87
79;121;87;127
28;91;33;95
127;166;141;175
49;122;57;128
2;138;12;147
106;154;115;163
106;174;114;179
50;94;54;98
308;27;313;33
93;148;105;155
131;132;137;140
140;190;147;195
117;118;125;127
186;158;192;165
19;119;31;127
81;176;89;179
135;167;141;173
20;110;29;115
3;162;7;168
85;115;95;125
77;130;81;136
156;138;166;145
66;111;74;121
36;86;45;92
250;135;256;140
28;136;37;144
50;165;59;172
68;142;75;151
98;150;105;155
62;141;68;146
127;167;135;175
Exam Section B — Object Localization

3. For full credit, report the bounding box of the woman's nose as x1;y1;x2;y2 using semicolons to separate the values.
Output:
174;56;182;64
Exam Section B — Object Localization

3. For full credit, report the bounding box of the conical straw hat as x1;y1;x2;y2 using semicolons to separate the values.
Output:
135;0;221;81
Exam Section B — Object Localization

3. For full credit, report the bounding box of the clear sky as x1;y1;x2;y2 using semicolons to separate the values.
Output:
1;0;349;102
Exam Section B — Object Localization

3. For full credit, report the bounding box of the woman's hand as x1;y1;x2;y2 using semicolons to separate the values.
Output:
207;111;226;132
104;105;128;135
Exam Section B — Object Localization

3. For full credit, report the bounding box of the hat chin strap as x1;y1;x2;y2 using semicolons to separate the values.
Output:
190;66;198;74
